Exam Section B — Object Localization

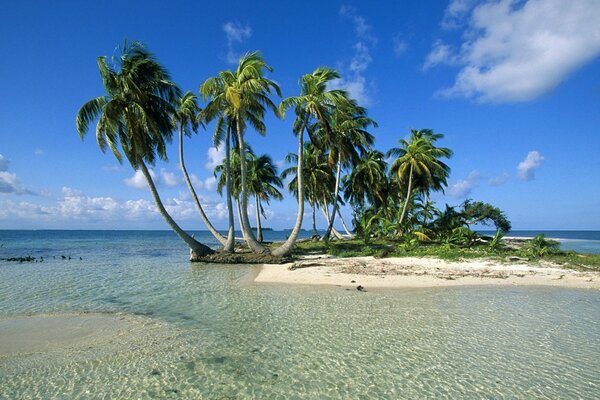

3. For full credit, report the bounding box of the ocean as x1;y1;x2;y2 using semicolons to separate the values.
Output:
0;230;599;398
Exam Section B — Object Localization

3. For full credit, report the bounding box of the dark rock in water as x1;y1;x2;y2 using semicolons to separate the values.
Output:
3;256;36;263
150;368;161;376
351;280;356;283
357;285;366;292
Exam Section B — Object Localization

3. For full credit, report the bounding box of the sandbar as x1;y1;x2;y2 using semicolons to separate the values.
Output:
255;256;600;289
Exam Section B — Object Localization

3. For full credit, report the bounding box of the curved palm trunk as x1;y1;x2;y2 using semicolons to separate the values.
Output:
255;196;263;243
139;161;213;259
398;164;414;230
321;207;344;240
337;209;354;238
178;125;228;248
271;119;307;257
322;153;342;241
311;203;318;237
223;126;235;252
235;120;268;253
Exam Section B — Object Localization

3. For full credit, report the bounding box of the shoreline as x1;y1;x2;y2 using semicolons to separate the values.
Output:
255;255;600;289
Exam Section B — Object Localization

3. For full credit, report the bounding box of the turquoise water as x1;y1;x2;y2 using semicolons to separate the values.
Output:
1;231;599;398
480;230;600;254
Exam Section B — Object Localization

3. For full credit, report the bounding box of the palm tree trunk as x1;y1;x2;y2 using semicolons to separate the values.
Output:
312;203;318;237
321;207;344;240
255;196;263;243
236;196;245;241
139;161;213;259
178;125;228;248
271;117;308;257
235;119;267;253
337;209;354;237
223;125;235;252
398;164;414;229
322;152;342;241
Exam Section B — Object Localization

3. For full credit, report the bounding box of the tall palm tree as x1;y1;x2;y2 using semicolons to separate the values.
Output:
76;42;213;257
248;153;283;242
201;51;280;254
316;101;376;240
282;143;335;237
343;149;388;209
272;68;347;256
386;129;452;231
174;91;229;248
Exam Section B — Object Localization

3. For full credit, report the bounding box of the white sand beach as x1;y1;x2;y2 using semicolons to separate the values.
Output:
255;256;600;289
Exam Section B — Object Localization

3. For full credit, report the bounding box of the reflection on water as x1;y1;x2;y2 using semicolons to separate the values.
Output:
0;231;599;398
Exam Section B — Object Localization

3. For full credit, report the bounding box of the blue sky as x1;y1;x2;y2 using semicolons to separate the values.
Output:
1;0;599;230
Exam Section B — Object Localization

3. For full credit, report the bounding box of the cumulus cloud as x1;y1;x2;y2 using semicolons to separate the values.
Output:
223;22;252;64
517;151;544;181
0;154;35;195
124;168;183;190
0;187;229;227
330;5;377;106
423;41;459;70
204;176;218;192
441;0;478;29
430;0;600;102
448;170;482;198
205;146;225;170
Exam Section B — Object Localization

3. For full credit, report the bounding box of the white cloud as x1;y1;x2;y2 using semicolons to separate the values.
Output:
331;5;377;106
0;154;35;195
517;151;544;181
448;170;481;198
441;0;478;29
432;0;600;102
189;174;203;188
423;41;459;70
124;169;153;190
392;34;408;56
489;172;509;186
34;149;44;156
160;169;180;187
205;146;225;170
223;22;252;64
204;176;217;192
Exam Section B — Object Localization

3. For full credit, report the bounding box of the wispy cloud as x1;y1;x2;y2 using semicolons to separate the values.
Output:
489;172;509;186
429;0;600;102
392;34;408;57
448;170;482;198
330;5;377;106
517;151;544;181
223;21;252;64
34;149;44;156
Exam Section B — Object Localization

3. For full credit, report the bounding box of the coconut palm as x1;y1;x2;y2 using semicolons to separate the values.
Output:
343;149;388;209
76;42;213;257
201;51;280;254
387;130;452;231
272;68;347;256
316;102;376;240
248;153;283;242
282;143;335;237
174;91;230;248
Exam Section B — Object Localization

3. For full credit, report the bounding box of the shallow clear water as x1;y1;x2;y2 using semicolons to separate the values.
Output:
1;231;599;399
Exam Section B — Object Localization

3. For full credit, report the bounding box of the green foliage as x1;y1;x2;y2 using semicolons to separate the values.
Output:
520;234;560;258
487;231;506;252
461;200;512;233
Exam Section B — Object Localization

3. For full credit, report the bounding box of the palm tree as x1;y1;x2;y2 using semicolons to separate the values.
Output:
272;68;347;256
316;102;376;240
248;153;283;242
76;42;213;258
201;51;280;254
174;91;230;249
343;149;388;209
387;129;452;231
282;143;334;237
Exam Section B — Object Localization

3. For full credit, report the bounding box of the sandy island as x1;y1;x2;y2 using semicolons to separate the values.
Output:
255;256;600;289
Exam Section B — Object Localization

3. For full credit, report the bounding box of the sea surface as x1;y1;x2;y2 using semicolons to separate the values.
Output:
0;230;599;399
479;230;600;254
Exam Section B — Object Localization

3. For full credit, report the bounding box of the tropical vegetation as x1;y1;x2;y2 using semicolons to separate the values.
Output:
77;41;553;263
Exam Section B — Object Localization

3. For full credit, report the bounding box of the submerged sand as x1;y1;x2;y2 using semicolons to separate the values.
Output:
255;256;600;289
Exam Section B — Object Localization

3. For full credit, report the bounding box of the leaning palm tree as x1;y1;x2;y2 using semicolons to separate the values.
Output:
76;42;213;258
272;68;348;256
174;91;230;249
201;51;280;254
387;129;452;231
